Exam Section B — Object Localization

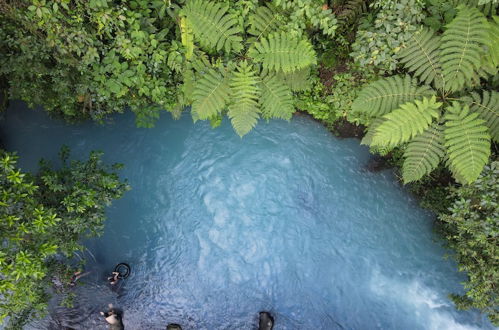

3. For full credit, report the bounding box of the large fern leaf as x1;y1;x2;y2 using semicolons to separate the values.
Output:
398;28;444;89
402;124;446;183
248;32;316;73
351;75;435;118
248;5;280;39
466;91;499;142
180;16;194;60
276;68;311;92
361;118;384;146
260;74;294;120
192;68;230;120
444;102;491;184
228;62;261;136
371;96;442;147
481;16;499;73
182;0;242;53
439;5;489;92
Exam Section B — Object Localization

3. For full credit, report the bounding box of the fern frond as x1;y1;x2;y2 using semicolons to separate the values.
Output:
402;124;445;183
453;0;499;15
192;68;230;120
352;75;435;117
248;32;316;73
444;102;491;184
465;91;499;142
276;67;311;92
228;62;261;137
481;16;499;73
478;0;498;5
398;28;444;89
439;5;489;92
260;74;294;120
248;5;280;39
180;16;194;60
182;0;242;53
361;118;384;146
371;96;442;147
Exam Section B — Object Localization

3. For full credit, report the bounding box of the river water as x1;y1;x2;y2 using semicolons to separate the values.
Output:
0;102;494;329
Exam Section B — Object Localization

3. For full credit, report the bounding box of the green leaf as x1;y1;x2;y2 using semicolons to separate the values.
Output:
228;62;260;137
402;124;446;183
248;32;316;73
275;67;311;92
260;74;294;120
352;75;436;118
192;68;230;120
398;28;444;89
248;5;280;39
371;96;442;147
182;0;242;53
465;91;499;142
444;102;491;184
440;6;489;92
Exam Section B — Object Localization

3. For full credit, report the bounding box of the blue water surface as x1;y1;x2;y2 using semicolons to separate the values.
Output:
0;102;494;330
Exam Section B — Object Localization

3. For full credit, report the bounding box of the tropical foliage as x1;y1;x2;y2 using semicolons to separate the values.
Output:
0;148;129;328
353;5;498;184
350;0;426;73
0;0;336;136
440;161;498;324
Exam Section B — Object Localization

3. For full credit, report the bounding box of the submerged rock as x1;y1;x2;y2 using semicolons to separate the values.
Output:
259;312;274;330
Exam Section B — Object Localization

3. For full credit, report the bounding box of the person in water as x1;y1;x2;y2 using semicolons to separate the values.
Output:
166;324;182;330
100;304;124;330
259;311;274;330
108;271;120;285
69;270;90;286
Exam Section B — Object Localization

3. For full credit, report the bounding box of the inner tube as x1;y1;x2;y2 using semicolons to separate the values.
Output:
114;263;130;279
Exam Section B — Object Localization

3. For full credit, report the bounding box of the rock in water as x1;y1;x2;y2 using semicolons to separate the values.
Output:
259;312;274;330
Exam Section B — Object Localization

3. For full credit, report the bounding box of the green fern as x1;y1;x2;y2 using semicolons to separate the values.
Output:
182;0;242;53
481;16;499;72
360;118;393;155
371;96;442;147
361;118;384;146
402;124;445;183
439;5;489;92
352;75;435;117
192;68;230;120
248;5;280;39
248;32;316;73
444;102;491;184
260;75;294;120
180;16;194;60
228;62;261;137
276;68;311;92
466;91;499;142
398;28;444;89
454;0;499;15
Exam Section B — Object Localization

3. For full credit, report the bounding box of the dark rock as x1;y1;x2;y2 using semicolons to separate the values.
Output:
259;311;274;330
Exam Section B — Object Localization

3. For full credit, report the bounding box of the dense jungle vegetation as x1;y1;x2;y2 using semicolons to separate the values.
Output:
0;0;498;327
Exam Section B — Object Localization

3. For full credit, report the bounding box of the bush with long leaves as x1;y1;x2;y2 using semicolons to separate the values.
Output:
352;5;498;184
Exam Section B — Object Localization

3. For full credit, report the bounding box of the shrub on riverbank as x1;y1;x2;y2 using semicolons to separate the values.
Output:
0;148;129;329
440;161;498;324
